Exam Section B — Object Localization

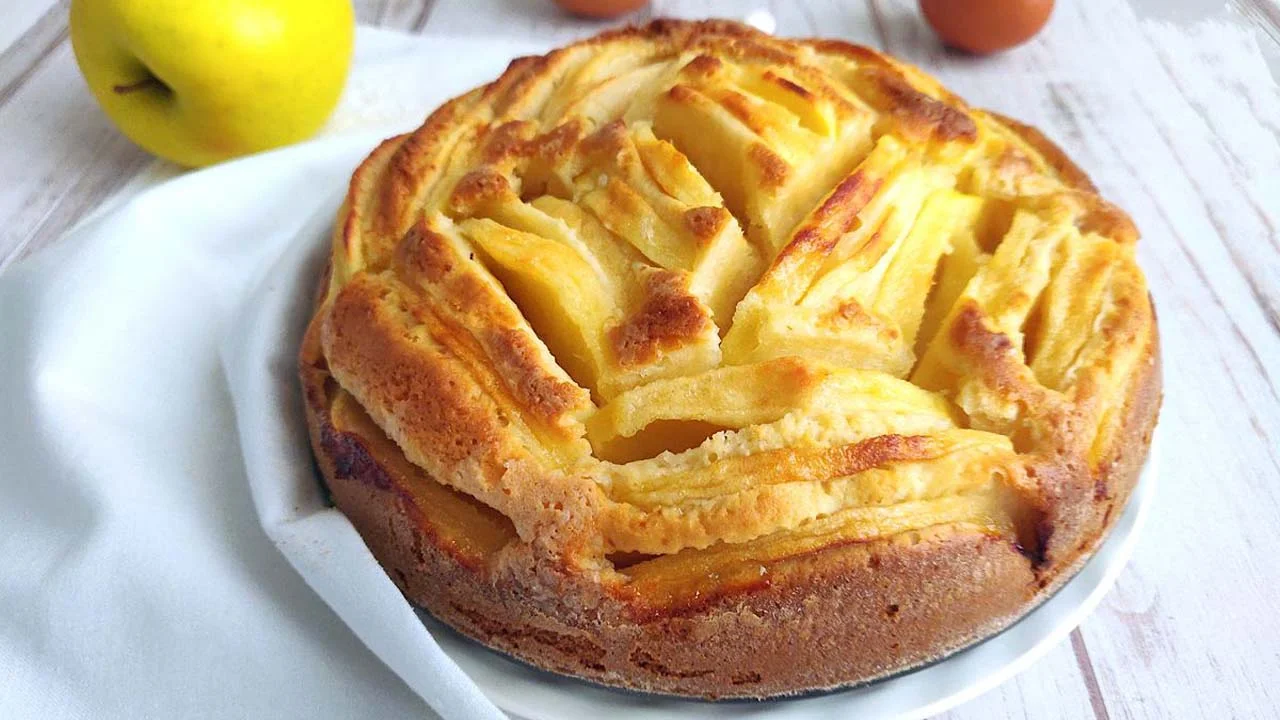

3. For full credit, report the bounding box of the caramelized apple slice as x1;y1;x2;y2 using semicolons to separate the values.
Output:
722;135;949;375
599;428;1027;553
587;357;957;463
330;390;517;564
653;54;878;254
458;217;616;392
573;122;763;328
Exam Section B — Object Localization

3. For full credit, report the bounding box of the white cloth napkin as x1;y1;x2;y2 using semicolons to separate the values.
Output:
220;177;506;720
0;28;541;720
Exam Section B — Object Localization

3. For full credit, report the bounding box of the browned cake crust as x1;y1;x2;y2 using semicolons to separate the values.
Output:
298;19;1162;699
301;307;1158;698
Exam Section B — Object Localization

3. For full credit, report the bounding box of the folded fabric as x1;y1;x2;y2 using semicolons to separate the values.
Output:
0;28;540;720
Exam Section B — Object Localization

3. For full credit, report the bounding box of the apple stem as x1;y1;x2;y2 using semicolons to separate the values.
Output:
113;76;169;95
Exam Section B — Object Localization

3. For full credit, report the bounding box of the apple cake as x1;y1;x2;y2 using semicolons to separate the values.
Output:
299;19;1160;699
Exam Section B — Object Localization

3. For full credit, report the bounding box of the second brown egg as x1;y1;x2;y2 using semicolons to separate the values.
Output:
920;0;1054;55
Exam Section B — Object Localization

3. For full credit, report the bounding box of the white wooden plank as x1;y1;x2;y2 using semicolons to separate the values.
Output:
0;0;1275;717
1061;9;1280;720
0;0;68;109
356;0;437;33
939;639;1099;720
874;1;1280;718
0;41;152;269
0;1;441;268
1138;20;1280;340
0;0;61;56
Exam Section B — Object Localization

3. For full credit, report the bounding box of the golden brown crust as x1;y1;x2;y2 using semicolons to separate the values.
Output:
1035;307;1161;570
300;292;1159;698
299;18;1162;700
302;346;1156;697
609;270;714;367
985;110;1096;193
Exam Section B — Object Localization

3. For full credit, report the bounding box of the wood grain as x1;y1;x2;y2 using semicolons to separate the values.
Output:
357;0;436;32
0;0;68;109
873;1;1280;718
0;2;152;271
1071;629;1112;720
0;0;1276;718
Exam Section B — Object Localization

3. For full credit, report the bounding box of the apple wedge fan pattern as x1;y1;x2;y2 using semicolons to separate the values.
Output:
299;20;1160;698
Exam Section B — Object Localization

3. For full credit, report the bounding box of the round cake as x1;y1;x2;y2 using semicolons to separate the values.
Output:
299;19;1160;699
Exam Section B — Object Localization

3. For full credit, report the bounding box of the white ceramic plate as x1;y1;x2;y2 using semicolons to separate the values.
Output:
213;132;1158;720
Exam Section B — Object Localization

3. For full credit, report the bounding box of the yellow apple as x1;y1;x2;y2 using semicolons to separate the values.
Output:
70;0;354;167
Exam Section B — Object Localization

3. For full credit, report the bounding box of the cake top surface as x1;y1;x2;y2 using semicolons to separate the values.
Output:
313;20;1155;576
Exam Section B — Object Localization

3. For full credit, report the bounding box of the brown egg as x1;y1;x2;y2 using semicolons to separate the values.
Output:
554;0;650;19
920;0;1054;55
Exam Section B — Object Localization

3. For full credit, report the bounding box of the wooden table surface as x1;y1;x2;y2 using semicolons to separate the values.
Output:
3;1;1277;718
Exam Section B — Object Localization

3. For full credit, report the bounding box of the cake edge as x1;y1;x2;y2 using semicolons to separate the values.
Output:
297;299;1160;700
